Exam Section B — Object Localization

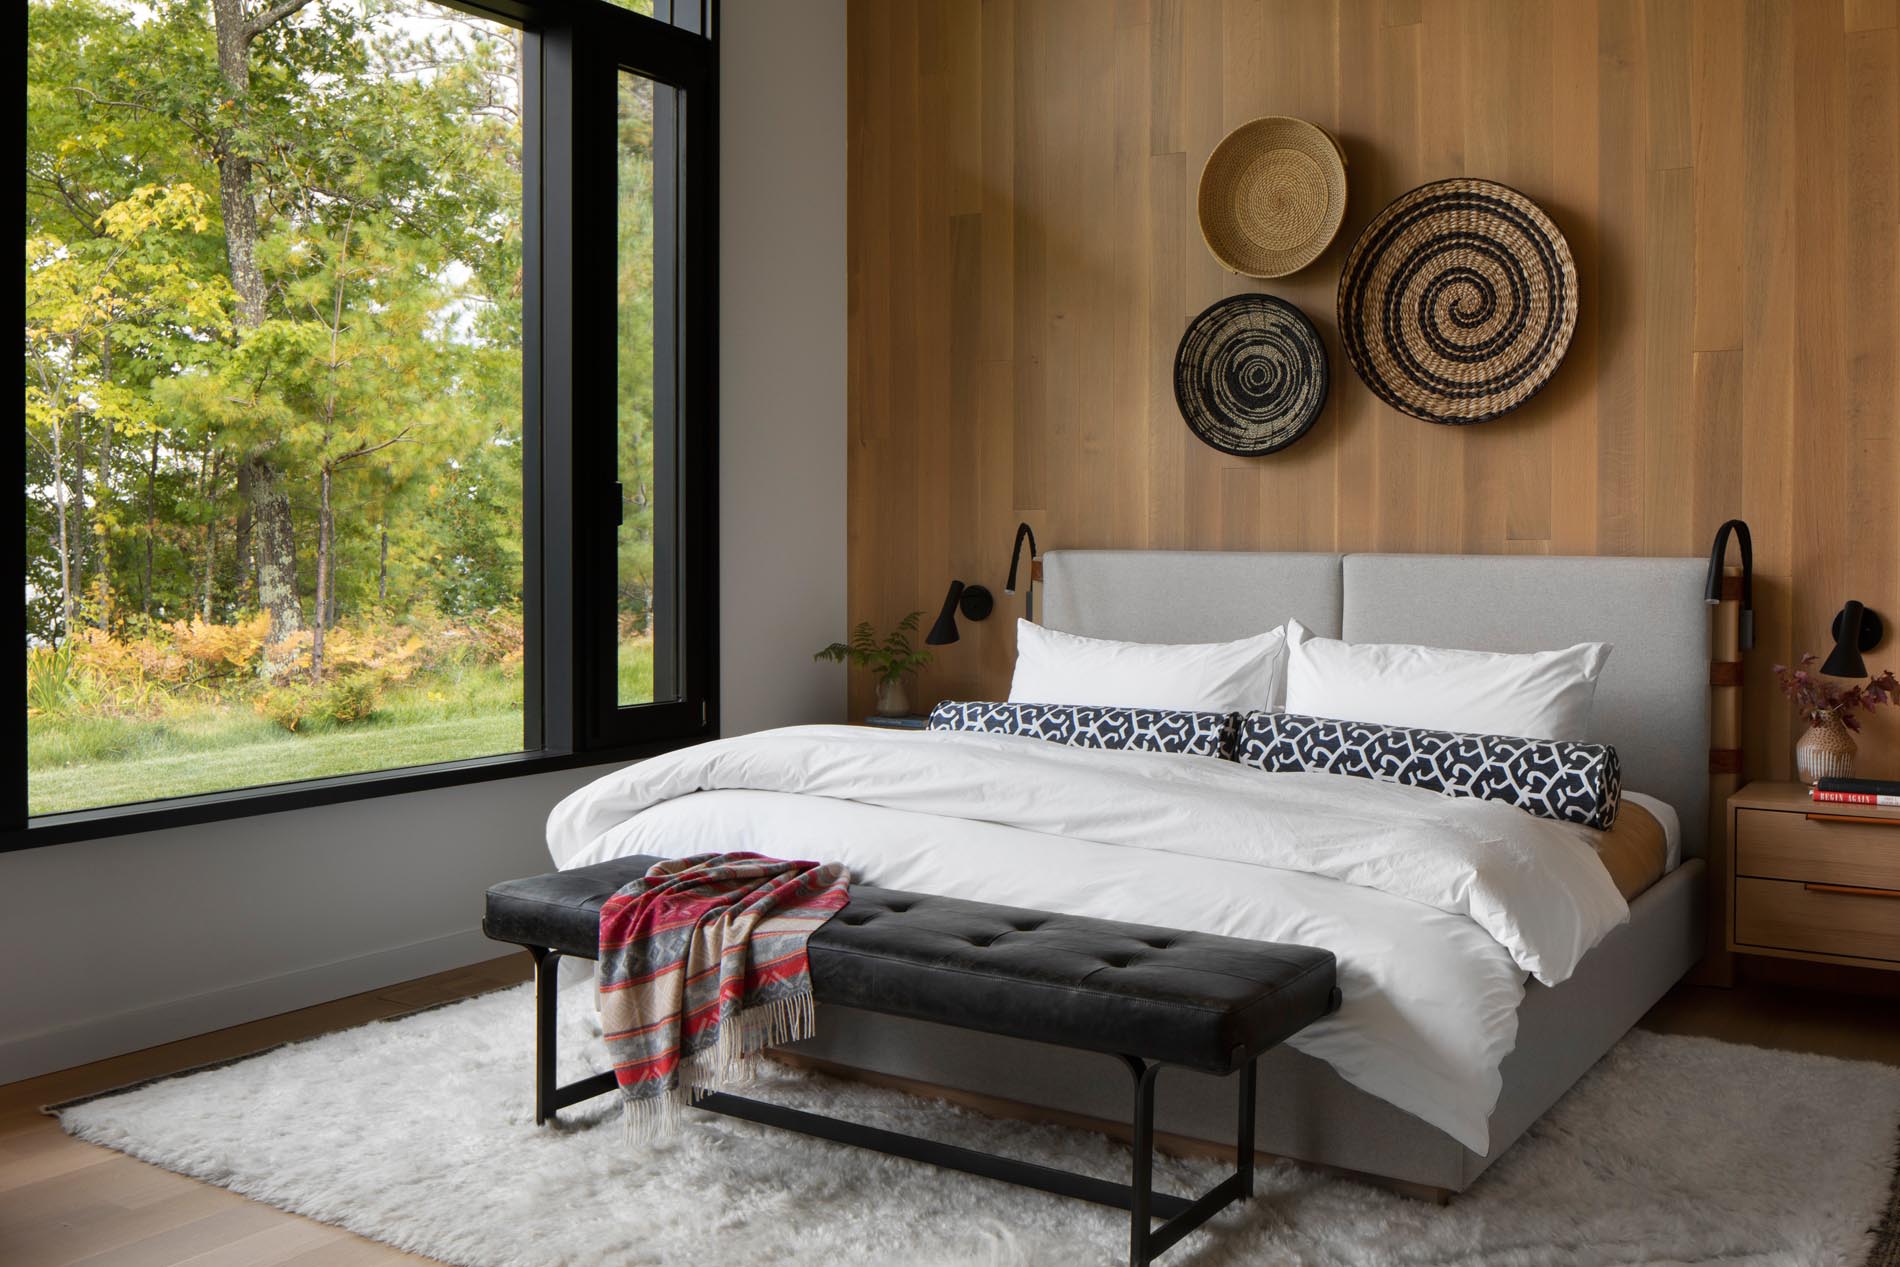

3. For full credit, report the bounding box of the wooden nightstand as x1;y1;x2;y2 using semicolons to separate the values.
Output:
1726;782;1900;972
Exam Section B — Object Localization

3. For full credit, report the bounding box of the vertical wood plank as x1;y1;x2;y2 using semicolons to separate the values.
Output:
1644;0;1694;169
1463;0;1553;552
1691;0;1744;351
1790;3;1848;769
1010;0;1048;513
1178;0;1226;546
1841;25;1900;775
1065;0;1118;547
1641;165;1696;555
1146;153;1188;549
1595;0;1647;555
980;0;1016;364
1149;0;1183;155
1363;17;1426;550
1690;348;1745;554
1545;0;1601;554
915;42;956;632
1740;0;1796;779
885;0;924;631
1332;0;1389;552
945;0;983;218
947;210;983;651
1112;16;1154;546
1846;0;1897;32
1412;0;1467;550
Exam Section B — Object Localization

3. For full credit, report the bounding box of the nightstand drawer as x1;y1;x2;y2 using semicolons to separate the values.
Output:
1734;877;1900;964
1734;808;1900;890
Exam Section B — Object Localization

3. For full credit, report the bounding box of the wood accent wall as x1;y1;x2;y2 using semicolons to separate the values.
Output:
845;0;1900;781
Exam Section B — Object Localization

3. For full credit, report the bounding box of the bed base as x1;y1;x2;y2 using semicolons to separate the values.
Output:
529;946;1258;1267
786;860;1706;1194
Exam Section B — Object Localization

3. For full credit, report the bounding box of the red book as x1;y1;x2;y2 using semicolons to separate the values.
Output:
1809;788;1900;808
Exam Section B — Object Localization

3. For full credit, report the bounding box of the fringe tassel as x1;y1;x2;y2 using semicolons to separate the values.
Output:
621;988;819;1145
621;1088;681;1146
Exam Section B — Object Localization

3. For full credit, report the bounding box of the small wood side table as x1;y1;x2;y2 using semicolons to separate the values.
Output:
1725;781;1900;972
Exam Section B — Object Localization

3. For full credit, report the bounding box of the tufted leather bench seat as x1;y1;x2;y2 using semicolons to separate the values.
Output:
485;855;1339;1076
485;855;1340;1267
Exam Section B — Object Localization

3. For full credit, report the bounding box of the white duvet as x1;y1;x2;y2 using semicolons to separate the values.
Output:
546;725;1631;1153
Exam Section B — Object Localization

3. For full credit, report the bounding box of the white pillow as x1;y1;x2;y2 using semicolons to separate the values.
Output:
1283;619;1611;741
1008;620;1288;713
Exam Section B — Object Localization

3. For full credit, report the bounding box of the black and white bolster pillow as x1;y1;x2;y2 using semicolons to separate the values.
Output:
1234;712;1621;829
927;701;1239;760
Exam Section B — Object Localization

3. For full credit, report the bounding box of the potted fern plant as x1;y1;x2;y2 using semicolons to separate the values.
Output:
815;612;933;717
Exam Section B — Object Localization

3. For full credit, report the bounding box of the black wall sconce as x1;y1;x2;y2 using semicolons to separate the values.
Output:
1822;600;1885;679
1704;519;1755;650
925;579;993;646
1005;522;1039;622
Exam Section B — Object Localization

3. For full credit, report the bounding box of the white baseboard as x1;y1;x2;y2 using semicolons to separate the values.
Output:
0;926;504;1086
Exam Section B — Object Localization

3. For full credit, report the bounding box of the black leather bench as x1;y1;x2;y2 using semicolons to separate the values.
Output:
485;856;1340;1267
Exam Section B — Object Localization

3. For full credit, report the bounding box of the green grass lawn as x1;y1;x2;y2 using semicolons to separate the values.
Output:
27;640;657;817
618;635;655;704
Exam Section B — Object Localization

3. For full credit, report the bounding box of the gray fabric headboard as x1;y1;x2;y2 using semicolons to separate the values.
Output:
1039;550;1344;641
1037;549;1712;861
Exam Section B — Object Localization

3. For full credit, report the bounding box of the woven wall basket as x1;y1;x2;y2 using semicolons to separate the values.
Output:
1337;178;1578;425
1198;117;1348;279
1173;293;1329;457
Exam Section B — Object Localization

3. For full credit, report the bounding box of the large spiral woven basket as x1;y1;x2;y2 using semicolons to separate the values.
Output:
1337;178;1578;425
1173;293;1329;457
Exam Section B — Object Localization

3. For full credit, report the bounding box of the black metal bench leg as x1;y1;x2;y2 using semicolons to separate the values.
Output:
1113;1053;1257;1267
524;950;620;1124
1237;1057;1257;1198
531;946;558;1126
519;958;1254;1263
1121;1055;1163;1267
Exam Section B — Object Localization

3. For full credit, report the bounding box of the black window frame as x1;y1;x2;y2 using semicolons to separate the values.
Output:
6;0;720;851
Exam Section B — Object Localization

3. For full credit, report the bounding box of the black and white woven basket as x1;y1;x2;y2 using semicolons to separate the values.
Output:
1172;293;1329;457
1337;178;1578;425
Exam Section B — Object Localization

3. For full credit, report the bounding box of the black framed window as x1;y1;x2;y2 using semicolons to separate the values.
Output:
10;0;718;849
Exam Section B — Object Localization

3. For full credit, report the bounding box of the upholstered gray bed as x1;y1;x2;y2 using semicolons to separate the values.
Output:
790;549;1715;1194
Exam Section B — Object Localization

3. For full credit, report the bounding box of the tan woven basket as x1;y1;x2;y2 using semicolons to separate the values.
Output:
1197;117;1348;279
1336;178;1579;425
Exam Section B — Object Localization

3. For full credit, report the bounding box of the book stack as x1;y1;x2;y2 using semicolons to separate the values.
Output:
1810;777;1900;808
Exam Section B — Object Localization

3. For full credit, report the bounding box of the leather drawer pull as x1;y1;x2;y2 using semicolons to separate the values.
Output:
1802;882;1900;900
1804;812;1900;827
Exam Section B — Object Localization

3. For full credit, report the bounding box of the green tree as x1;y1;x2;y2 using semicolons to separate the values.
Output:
25;183;233;639
27;0;527;662
617;73;656;636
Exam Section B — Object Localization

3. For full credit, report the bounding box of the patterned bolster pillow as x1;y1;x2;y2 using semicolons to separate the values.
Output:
928;701;1239;760
1235;711;1621;829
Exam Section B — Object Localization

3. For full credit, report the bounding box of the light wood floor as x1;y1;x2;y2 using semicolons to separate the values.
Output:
5;956;1898;1267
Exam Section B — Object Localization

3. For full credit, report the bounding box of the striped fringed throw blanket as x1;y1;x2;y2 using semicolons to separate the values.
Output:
598;852;851;1141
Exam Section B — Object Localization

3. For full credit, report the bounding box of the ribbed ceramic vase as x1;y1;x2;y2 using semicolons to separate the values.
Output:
875;677;910;718
1794;712;1857;785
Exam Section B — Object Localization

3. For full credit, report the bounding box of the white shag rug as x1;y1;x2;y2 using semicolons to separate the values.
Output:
58;984;1900;1267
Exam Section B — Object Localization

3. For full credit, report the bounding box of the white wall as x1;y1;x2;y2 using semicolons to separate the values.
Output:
718;0;848;736
0;1;848;1085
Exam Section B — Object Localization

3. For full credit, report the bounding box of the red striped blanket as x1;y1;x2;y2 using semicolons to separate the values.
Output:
598;852;850;1140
